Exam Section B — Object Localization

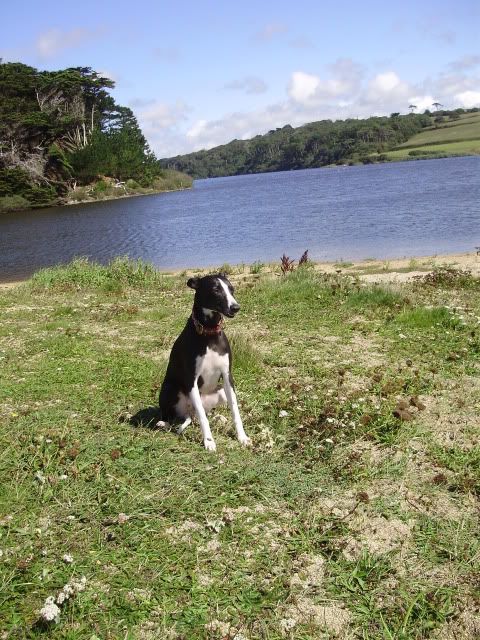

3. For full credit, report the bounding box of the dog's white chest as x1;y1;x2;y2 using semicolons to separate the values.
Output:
196;347;229;393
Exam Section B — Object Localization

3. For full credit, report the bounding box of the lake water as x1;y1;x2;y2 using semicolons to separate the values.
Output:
1;156;479;281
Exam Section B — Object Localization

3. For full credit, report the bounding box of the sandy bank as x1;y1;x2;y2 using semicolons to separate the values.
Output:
1;251;479;289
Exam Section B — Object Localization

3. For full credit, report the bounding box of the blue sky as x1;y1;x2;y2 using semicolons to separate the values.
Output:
2;0;479;157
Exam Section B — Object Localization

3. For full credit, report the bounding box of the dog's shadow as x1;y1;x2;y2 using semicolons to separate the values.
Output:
125;406;162;429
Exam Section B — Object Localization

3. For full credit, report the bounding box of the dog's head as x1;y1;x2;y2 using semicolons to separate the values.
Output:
187;274;240;318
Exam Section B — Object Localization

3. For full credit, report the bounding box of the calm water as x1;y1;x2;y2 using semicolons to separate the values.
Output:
1;156;479;281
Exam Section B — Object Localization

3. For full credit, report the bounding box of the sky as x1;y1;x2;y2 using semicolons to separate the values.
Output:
1;0;479;158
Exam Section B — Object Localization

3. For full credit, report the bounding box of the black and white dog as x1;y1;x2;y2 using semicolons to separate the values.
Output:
157;274;250;451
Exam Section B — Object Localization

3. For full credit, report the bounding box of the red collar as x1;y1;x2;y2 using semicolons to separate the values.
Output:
191;311;224;336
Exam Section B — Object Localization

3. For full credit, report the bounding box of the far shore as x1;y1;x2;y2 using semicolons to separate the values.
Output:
1;251;479;289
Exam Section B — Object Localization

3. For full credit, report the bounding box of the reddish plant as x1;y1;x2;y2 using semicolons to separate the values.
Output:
298;249;309;265
280;254;295;274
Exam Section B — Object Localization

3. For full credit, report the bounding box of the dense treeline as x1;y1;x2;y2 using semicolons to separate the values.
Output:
160;110;471;178
0;61;189;211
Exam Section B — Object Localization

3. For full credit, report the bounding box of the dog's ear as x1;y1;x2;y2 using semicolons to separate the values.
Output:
187;277;199;290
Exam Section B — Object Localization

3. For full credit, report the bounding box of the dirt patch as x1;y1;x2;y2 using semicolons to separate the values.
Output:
420;390;480;450
164;519;203;542
283;598;352;637
434;603;480;640
343;515;413;560
205;619;248;639
290;554;325;591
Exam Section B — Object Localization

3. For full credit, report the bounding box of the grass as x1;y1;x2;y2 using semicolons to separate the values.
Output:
396;113;480;149
1;258;479;638
371;112;480;161
385;140;480;160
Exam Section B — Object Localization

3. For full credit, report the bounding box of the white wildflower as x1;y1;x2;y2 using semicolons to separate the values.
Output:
62;554;73;564
59;474;68;481
326;417;335;424
206;519;224;533
34;471;46;485
39;596;60;623
278;410;288;418
117;513;130;524
257;426;275;451
325;438;334;444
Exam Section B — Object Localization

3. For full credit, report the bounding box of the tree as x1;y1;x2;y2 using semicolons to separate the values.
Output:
0;60;163;202
408;104;417;113
432;102;443;111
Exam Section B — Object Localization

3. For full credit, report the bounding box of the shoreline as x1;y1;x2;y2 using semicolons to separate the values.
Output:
62;185;192;208
1;250;478;289
2;185;192;215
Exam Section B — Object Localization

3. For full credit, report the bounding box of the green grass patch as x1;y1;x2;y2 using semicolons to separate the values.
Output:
395;306;459;329
346;286;404;309
29;256;171;292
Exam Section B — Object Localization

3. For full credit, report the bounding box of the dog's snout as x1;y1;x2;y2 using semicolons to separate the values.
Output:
230;303;240;314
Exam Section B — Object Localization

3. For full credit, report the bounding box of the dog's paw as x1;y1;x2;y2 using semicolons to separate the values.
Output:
204;438;217;452
238;435;252;447
176;417;192;435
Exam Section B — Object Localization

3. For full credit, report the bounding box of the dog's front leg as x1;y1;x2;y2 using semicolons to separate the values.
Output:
223;372;251;446
189;382;216;451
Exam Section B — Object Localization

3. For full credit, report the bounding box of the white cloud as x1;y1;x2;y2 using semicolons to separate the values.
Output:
288;59;364;106
35;27;101;58
369;71;402;93
223;76;268;95
288;71;320;104
133;100;192;156
138;101;190;131
186;119;208;140
407;95;435;111
454;90;480;108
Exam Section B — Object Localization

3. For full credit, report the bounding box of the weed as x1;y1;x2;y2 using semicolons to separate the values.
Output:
250;261;264;274
414;266;478;288
280;253;295;274
218;262;234;275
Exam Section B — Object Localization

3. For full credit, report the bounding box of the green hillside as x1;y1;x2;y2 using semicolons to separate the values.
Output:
160;109;480;178
376;112;480;161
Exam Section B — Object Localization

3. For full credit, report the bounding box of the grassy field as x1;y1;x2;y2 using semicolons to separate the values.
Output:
1;258;479;639
397;114;480;148
385;140;480;160
378;112;480;162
